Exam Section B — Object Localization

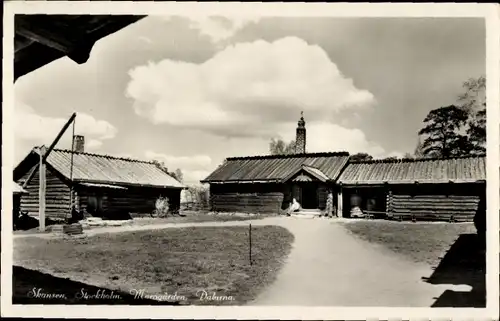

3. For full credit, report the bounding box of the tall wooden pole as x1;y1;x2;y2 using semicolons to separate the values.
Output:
69;118;76;218
337;189;343;218
39;146;47;232
249;223;252;266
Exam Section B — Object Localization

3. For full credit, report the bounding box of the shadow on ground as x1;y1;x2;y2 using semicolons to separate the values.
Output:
12;266;179;305
422;233;486;308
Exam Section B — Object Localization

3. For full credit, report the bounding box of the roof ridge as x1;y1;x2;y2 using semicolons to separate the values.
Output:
350;153;486;164
53;148;155;164
226;151;350;161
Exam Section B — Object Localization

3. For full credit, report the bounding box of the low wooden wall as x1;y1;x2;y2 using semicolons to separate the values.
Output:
210;192;284;213
19;166;71;220
392;194;480;222
77;186;181;217
209;183;285;214
389;183;485;222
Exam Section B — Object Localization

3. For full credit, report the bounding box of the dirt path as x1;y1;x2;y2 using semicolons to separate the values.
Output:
249;217;469;307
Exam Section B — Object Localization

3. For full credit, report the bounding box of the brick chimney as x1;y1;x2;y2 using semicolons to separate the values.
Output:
73;135;85;153
295;112;306;154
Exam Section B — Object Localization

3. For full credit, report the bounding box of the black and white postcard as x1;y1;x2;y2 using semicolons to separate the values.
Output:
2;2;499;320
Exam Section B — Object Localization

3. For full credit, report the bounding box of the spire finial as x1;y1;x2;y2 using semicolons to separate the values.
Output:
297;111;305;128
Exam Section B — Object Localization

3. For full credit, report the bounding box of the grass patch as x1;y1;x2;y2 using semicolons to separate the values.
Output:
14;225;294;305
131;211;270;226
339;220;476;267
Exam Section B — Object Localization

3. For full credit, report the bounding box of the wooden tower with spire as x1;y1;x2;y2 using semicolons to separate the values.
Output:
295;111;306;154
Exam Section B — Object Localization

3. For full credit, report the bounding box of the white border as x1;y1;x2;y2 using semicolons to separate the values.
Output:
2;2;499;319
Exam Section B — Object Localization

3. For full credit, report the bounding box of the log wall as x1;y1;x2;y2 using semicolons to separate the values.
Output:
392;195;480;222
391;183;485;222
76;186;181;217
317;186;328;210
18;165;71;220
209;183;285;214
209;182;334;213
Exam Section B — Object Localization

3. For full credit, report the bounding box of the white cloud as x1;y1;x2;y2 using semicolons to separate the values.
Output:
181;170;212;185
187;16;260;43
144;150;213;184
126;36;376;139
86;139;103;150
138;36;153;44
14;101;117;152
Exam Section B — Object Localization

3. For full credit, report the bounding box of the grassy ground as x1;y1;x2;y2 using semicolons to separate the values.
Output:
14;225;294;305
130;211;270;226
339;220;477;267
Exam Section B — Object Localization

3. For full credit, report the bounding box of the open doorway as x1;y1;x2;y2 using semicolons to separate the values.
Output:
300;184;319;209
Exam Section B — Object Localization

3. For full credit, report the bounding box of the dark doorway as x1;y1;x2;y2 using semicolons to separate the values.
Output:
87;193;104;216
300;184;319;209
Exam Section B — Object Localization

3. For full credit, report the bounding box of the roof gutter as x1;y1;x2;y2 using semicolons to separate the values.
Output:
339;179;486;186
201;179;281;184
72;179;185;189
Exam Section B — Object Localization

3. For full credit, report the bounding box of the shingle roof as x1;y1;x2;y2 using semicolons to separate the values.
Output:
201;152;350;183
32;149;184;188
338;155;486;185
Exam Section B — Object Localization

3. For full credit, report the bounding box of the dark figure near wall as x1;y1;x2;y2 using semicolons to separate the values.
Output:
67;207;84;224
473;197;486;250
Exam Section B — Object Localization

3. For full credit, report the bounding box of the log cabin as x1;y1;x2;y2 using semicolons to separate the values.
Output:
201;152;350;215
203;113;486;222
337;155;486;222
14;136;184;221
201;114;351;216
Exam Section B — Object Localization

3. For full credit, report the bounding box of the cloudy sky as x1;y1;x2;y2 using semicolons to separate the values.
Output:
14;16;485;184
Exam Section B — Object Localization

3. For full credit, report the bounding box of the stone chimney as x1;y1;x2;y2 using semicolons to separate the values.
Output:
73;135;85;153
295;111;306;154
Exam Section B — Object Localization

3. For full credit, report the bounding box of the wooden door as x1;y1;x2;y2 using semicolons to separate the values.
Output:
87;193;104;216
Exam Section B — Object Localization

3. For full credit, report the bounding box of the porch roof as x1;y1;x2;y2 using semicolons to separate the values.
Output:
284;164;330;183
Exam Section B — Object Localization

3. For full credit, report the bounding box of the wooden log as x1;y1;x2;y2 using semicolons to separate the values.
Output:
39;148;46;232
392;194;480;198
337;190;343;218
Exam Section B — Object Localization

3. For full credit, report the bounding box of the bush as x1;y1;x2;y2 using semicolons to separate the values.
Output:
182;186;210;211
154;196;170;218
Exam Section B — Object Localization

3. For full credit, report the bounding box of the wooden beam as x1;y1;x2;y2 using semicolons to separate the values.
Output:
43;113;77;163
337;190;343;218
39;146;47;232
14;36;35;53
15;17;76;54
22;164;37;189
